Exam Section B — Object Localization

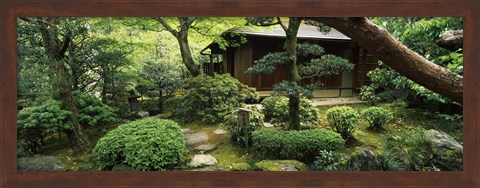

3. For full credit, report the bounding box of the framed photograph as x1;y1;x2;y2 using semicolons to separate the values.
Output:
1;0;479;187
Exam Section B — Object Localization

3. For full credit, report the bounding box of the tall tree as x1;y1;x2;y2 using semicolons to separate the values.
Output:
154;17;201;76
20;17;92;152
306;17;463;103
247;17;353;130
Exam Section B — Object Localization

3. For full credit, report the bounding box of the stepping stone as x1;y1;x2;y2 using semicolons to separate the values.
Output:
189;167;225;171
185;131;208;146
181;128;191;134
188;154;218;167
263;122;274;128
193;144;217;154
213;129;226;135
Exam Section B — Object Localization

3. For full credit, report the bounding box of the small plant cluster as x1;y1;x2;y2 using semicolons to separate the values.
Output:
326;106;393;139
261;96;319;128
17;93;117;155
361;107;393;131
73;91;117;129
174;74;259;124
326;106;359;140
310;150;347;171
252;129;344;162
93;118;185;171
224;105;264;147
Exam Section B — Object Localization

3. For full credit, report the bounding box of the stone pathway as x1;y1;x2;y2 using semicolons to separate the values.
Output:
193;144;217;154
188;154;218;167
184;131;209;146
213;129;227;135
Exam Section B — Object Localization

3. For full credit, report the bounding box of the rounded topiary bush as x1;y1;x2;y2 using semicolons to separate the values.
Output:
261;96;319;127
361;106;393;131
93;118;185;171
326;106;359;140
252;129;344;162
174;74;259;124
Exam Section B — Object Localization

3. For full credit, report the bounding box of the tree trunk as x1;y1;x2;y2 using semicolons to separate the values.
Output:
156;17;201;77
51;59;92;152
158;89;164;113
285;18;302;130
36;17;91;152
307;17;463;103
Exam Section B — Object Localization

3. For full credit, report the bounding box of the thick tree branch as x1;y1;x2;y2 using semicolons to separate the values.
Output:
155;17;178;37
306;17;463;103
437;30;463;51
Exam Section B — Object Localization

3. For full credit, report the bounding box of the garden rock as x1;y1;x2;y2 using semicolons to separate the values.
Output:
263;122;274;128
17;155;65;171
185;131;209;146
254;160;307;171
136;111;150;118
213;129;227;135
424;129;463;171
347;147;382;171
188;154;218;167
181;128;191;134
193;144;217;154
389;147;414;171
77;162;96;171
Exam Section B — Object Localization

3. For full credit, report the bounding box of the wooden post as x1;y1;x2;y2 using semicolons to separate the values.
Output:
238;108;252;150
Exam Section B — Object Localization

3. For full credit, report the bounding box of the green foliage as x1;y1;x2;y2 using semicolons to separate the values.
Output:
252;129;344;162
254;160;307;171
261;96;319;128
310;150;347;171
326;106;359;140
366;17;463;105
174;74;259;124
224;105;264;147
93;118;185;171
382;128;431;168
361;107;393;131
378;153;401;171
231;162;251;171
17;98;73;154
72;91;117;129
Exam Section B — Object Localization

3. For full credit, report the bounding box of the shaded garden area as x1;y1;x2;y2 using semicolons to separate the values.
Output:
16;17;463;172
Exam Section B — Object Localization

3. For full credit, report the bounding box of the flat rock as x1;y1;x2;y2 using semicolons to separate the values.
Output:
212;129;227;135
263;122;274;128
17;155;66;171
193;144;217;154
425;129;463;171
181;128;191;134
188;154;218;168
185;131;209;146
136;111;150;118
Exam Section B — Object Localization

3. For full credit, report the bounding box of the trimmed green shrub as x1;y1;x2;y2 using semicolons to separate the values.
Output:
93;118;185;171
252;129;344;162
17;98;72;154
73;91;117;128
224;105;264;147
261;96;319;128
310;150;347;171
326;106;359;139
361;107;393;131
174;74;259;124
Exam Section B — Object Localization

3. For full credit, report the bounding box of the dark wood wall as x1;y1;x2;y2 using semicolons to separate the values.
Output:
230;35;362;90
